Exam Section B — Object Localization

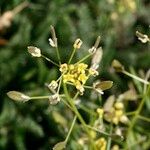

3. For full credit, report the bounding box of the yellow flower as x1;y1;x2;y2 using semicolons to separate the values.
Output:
95;137;107;150
78;73;88;84
63;74;75;83
77;63;88;73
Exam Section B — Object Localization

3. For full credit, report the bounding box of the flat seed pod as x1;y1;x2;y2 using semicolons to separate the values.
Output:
103;95;115;112
53;141;66;150
94;81;113;91
111;59;124;72
7;91;30;102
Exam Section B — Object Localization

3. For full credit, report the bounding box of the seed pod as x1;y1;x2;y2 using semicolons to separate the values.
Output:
91;47;103;70
103;95;115;112
111;59;124;72
93;81;113;92
53;141;66;150
7;91;30;102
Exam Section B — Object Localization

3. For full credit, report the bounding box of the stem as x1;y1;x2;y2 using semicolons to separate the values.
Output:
75;53;92;64
129;67;142;93
68;48;76;64
63;84;86;127
41;55;59;67
125;111;136;116
61;99;73;111
125;85;150;148
138;115;150;123
65;116;77;143
86;125;110;137
63;83;96;149
122;70;149;85
55;47;61;65
30;96;49;100
106;124;113;150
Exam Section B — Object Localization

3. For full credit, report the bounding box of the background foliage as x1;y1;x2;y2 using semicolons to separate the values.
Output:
0;0;150;149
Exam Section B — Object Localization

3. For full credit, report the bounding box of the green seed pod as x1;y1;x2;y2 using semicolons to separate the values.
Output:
7;91;30;102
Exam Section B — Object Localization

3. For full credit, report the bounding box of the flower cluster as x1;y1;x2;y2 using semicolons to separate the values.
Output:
104;101;128;125
60;63;98;94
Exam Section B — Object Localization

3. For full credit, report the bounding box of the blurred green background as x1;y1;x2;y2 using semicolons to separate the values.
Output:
0;0;150;149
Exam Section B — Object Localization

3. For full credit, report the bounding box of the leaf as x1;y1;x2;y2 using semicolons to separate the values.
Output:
53;141;66;150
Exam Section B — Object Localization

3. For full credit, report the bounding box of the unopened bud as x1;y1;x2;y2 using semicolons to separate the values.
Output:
120;115;129;124
27;46;41;57
114;102;124;110
97;108;104;118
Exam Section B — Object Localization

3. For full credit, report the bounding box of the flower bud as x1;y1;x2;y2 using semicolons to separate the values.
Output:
97;108;104;118
27;46;41;57
114;102;124;110
120;115;129;124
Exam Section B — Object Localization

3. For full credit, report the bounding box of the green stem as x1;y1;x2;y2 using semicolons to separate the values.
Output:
75;53;92;64
68;48;76;64
122;70;149;85
30;96;49;100
41;55;59;67
106;123;113;150
86;125;110;137
61;99;73;111
65;116;77;143
55;47;61;65
125;111;136;116
125;85;150;148
138;115;150;123
63;83;96;149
